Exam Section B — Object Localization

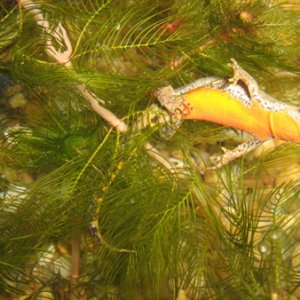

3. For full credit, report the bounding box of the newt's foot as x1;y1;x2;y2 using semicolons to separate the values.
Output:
228;58;261;101
228;58;241;85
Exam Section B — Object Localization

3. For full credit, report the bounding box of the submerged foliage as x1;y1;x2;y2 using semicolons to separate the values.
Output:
0;0;300;299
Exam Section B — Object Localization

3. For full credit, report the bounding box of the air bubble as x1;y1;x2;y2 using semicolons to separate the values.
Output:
257;240;271;255
267;229;286;244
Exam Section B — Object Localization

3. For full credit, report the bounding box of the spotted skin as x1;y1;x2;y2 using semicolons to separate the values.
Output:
229;59;300;122
156;86;192;138
209;138;264;169
224;84;253;107
156;59;300;167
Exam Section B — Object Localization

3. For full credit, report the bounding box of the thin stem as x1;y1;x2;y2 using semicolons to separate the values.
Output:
76;84;128;132
144;142;176;172
20;0;178;172
19;0;129;132
70;230;81;299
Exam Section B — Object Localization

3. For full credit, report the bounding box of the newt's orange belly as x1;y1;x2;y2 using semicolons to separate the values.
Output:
182;88;273;140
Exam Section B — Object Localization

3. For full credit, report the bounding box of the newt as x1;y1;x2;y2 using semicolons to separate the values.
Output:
155;59;300;167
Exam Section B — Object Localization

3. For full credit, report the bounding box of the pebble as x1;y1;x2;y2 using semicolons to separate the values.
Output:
9;93;28;108
176;289;188;300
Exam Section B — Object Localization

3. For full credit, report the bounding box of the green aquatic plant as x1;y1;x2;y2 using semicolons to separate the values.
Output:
0;0;300;299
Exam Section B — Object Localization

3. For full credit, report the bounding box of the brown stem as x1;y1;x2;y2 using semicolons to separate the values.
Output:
70;230;81;299
76;84;128;132
19;0;178;173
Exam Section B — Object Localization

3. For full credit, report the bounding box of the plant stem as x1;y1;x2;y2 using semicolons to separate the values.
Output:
70;230;81;300
19;0;178;173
